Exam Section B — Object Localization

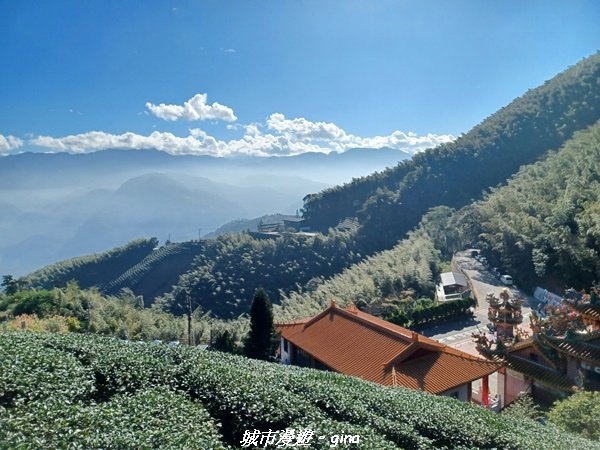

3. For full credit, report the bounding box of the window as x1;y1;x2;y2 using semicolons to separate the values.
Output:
283;338;288;353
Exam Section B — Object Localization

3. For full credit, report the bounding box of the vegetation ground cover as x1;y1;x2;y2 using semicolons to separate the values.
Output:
1;332;598;449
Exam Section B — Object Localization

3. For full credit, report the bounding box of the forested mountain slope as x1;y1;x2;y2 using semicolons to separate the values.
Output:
275;206;461;322
462;120;600;291
303;52;600;252
281;122;600;320
156;231;362;318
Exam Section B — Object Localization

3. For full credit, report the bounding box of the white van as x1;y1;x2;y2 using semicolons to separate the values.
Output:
500;275;513;285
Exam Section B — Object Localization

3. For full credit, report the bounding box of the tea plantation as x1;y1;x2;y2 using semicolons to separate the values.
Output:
1;332;597;449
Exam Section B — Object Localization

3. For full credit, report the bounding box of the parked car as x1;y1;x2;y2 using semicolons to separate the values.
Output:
500;274;513;285
487;323;497;333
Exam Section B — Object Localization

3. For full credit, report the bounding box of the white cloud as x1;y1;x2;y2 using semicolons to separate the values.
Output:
264;113;454;154
29;128;325;158
267;113;347;141
145;93;237;122
341;130;455;153
0;134;23;153
30;130;229;157
28;109;454;157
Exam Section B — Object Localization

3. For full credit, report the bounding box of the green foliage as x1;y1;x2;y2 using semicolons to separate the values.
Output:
211;329;239;354
465;120;600;289
0;333;95;407
244;288;278;360
303;52;600;255
0;388;225;449
8;290;56;317
388;297;476;327
1;275;24;295
502;394;545;422
0;332;597;449
158;231;361;318
548;391;600;441
101;241;204;301
276;208;451;322
0;283;188;342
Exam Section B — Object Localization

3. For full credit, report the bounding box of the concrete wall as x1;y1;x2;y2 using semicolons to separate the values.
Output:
280;338;292;365
503;369;531;406
441;383;470;402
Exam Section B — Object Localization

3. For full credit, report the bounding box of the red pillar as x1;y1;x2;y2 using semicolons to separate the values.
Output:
482;375;489;407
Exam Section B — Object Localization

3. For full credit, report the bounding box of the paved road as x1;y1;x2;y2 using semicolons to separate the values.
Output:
420;250;535;346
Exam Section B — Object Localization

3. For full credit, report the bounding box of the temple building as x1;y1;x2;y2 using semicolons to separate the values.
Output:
276;301;501;404
475;289;600;406
563;288;600;331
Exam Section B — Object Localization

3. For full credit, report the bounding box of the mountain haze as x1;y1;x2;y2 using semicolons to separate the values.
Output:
1;148;409;275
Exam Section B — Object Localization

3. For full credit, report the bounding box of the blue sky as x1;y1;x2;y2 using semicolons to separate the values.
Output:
0;0;599;156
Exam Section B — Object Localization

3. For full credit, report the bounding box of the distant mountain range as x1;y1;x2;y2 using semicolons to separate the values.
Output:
0;147;411;275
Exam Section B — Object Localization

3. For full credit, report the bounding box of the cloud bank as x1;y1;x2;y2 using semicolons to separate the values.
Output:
0;134;23;153
145;93;237;122
29;113;454;157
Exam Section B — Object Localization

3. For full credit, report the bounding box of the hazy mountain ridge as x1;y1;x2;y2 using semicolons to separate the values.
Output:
2;148;409;275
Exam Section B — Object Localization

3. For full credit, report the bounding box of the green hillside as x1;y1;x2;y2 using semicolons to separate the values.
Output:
302;52;600;252
276;207;456;322
156;231;361;318
101;241;204;300
280;121;600;320
2;331;597;450
462;119;600;290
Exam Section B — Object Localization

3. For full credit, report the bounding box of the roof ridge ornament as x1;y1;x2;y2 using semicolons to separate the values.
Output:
345;303;359;314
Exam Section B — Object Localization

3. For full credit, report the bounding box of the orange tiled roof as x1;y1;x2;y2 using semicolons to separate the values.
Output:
277;304;500;394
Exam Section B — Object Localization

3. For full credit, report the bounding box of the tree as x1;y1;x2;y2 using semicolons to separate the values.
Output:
211;330;238;354
548;391;600;441
2;275;20;295
502;394;544;422
243;288;278;360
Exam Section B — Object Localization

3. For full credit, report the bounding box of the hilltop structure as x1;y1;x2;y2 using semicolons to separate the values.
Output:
276;301;500;404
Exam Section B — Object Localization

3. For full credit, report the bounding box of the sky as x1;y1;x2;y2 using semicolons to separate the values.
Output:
0;0;599;157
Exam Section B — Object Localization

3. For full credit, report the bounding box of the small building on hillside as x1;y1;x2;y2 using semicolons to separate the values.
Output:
335;217;359;232
282;216;309;232
276;301;500;403
436;272;470;302
254;215;310;234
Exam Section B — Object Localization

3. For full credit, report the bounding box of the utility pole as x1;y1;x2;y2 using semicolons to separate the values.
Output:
198;228;202;241
187;292;193;346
